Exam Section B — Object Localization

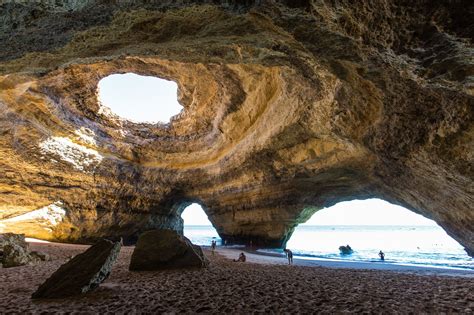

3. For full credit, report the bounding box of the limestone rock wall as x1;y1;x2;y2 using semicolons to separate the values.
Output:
0;1;472;254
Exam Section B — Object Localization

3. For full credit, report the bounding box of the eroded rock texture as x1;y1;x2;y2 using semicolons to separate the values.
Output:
0;1;472;254
0;233;48;267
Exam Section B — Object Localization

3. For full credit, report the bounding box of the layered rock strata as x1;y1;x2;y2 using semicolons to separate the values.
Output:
0;1;472;254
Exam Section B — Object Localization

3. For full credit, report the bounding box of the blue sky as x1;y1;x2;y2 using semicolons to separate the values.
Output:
98;73;183;123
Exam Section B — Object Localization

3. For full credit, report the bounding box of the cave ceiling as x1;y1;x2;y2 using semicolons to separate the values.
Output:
0;1;472;254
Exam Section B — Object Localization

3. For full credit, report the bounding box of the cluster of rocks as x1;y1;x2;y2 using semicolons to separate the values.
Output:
0;233;49;268
32;229;207;299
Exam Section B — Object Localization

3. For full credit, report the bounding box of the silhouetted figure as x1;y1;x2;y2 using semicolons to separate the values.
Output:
379;250;385;261
233;252;246;262
284;249;293;265
211;240;216;255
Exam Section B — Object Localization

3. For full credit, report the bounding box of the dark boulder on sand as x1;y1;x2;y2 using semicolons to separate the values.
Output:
32;239;121;299
129;229;208;271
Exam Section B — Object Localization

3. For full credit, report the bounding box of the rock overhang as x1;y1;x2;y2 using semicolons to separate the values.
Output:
2;58;327;162
0;1;472;255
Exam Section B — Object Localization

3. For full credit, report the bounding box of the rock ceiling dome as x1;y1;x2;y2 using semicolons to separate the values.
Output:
0;1;472;255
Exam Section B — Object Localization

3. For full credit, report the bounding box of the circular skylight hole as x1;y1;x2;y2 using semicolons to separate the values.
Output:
97;73;183;124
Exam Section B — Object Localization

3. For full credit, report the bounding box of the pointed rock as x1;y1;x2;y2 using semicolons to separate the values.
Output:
129;229;208;271
32;239;121;299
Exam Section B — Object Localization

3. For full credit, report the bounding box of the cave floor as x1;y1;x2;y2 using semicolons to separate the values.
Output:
1;242;473;313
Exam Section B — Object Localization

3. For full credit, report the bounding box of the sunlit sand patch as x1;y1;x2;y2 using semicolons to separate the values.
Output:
39;136;103;171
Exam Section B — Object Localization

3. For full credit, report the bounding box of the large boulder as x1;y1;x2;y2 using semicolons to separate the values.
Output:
32;239;121;299
129;229;208;271
0;233;45;268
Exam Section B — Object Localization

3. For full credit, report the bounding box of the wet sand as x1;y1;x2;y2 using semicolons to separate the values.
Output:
1;241;473;313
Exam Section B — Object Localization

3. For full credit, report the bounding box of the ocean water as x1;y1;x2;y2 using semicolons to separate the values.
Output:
184;225;222;246
184;225;474;270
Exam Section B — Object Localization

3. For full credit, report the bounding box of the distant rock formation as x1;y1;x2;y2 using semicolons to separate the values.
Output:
0;233;48;268
129;229;208;271
339;245;354;256
32;239;121;299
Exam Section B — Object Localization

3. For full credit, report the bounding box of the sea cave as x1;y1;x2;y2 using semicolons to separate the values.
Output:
0;0;473;313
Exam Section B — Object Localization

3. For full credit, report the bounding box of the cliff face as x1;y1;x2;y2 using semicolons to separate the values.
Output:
0;1;472;254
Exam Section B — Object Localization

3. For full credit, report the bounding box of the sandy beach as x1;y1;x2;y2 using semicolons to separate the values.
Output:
1;241;473;313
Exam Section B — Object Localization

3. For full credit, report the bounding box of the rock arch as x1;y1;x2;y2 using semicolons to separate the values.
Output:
0;1;472;255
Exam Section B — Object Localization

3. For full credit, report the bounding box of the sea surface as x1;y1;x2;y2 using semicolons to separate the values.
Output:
184;225;474;270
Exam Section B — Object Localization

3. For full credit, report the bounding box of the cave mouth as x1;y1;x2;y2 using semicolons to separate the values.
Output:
181;203;221;246
97;73;183;124
285;199;473;270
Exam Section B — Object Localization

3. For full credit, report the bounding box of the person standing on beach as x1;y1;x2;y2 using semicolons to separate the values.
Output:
378;250;385;261
211;240;216;255
284;249;293;265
